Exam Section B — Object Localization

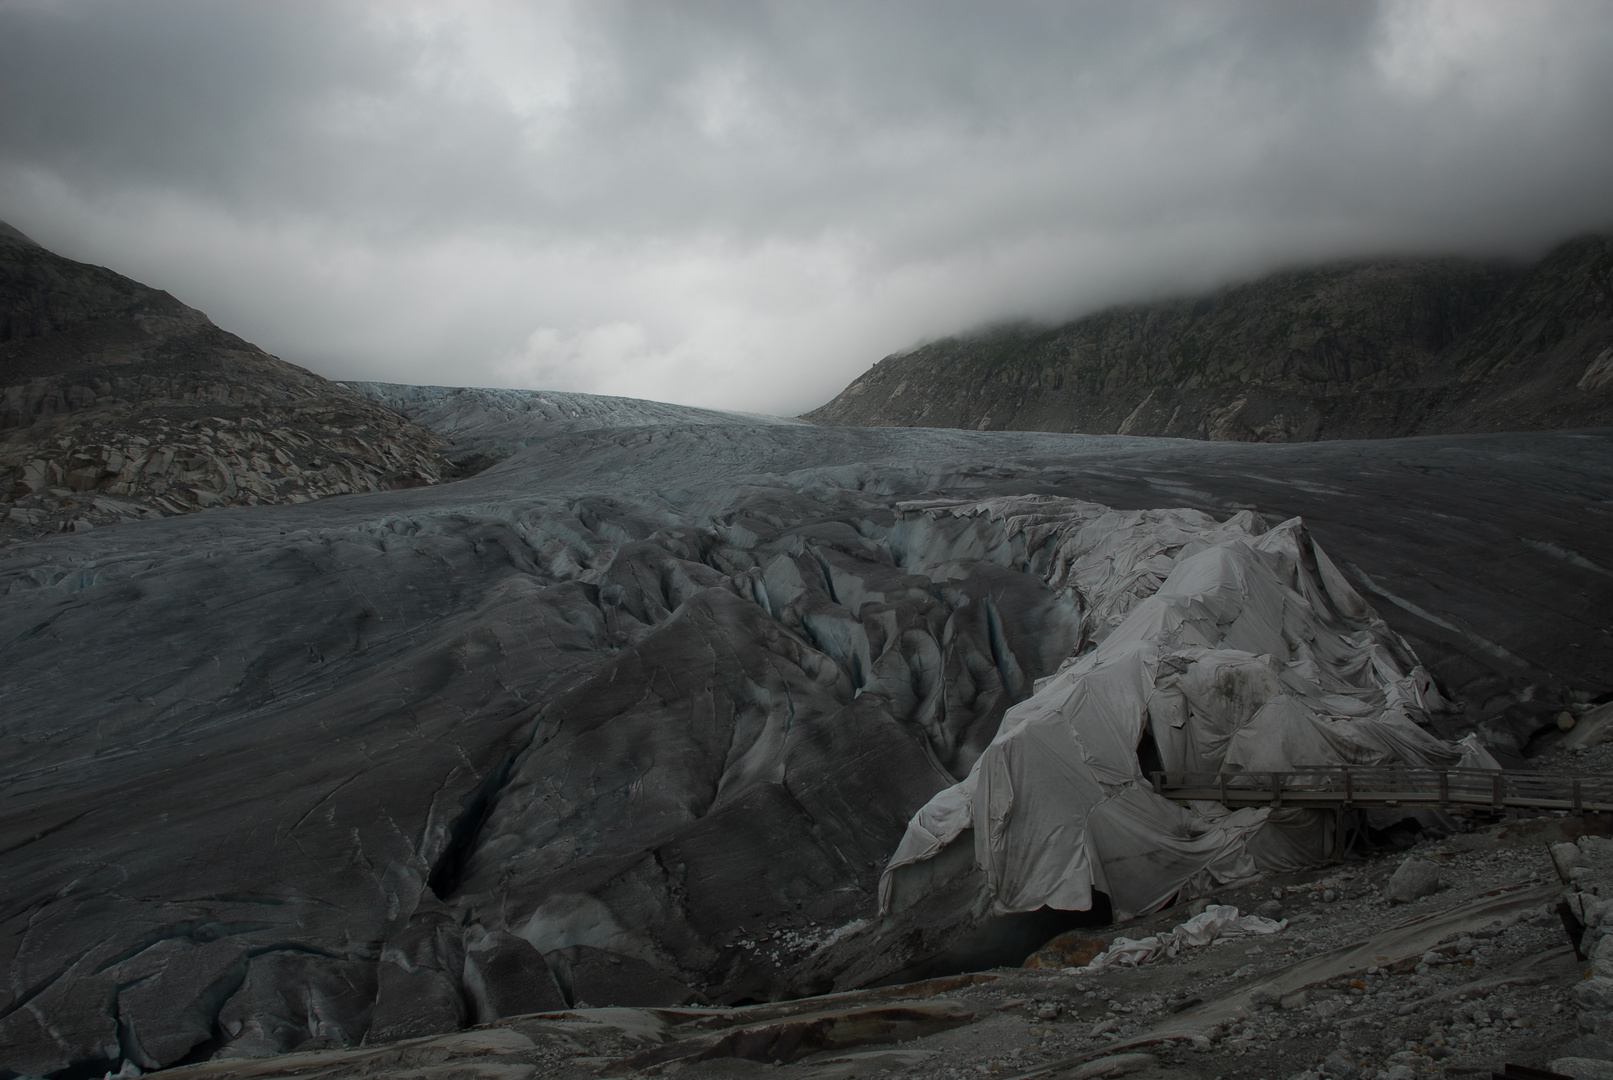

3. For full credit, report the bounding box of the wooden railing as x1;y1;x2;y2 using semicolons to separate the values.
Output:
1149;767;1613;814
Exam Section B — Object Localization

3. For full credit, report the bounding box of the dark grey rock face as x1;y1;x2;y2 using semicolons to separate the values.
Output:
803;235;1613;441
1;404;1609;1077
0;225;456;544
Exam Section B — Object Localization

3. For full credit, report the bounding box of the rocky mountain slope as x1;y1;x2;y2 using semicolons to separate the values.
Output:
804;235;1613;440
0;222;455;543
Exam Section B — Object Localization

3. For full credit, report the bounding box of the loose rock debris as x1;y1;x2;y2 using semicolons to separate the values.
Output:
152;813;1609;1080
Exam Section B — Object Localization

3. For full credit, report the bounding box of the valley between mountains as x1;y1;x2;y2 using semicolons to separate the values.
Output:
2;223;1611;1080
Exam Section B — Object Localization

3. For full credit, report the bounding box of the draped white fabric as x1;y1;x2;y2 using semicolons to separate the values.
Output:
881;510;1500;920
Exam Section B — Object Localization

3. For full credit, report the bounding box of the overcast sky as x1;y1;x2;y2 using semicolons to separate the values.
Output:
4;1;1613;415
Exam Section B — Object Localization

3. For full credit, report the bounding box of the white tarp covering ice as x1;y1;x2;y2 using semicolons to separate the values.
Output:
881;502;1500;921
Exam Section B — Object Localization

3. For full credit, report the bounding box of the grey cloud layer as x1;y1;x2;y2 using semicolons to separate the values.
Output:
3;1;1612;413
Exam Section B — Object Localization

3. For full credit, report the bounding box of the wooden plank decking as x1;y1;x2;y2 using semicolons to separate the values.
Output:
1150;767;1613;814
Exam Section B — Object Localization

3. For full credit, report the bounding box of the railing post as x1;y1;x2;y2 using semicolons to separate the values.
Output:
1574;779;1583;814
1438;771;1448;807
1343;769;1353;809
1492;772;1504;811
1272;772;1282;808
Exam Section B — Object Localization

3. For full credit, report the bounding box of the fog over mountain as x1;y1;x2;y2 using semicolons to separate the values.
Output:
3;1;1613;415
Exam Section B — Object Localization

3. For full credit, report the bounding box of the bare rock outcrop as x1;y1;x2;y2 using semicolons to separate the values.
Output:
804;234;1613;441
0;222;455;542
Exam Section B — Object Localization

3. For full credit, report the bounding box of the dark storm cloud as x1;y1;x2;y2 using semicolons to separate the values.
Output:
3;1;1612;413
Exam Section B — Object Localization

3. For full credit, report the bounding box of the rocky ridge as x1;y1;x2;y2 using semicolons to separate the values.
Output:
804;235;1613;441
0;222;456;543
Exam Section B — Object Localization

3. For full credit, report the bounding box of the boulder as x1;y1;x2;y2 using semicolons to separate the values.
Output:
1551;1058;1613;1080
1577;977;1613;1011
1385;857;1442;904
1320;1049;1361;1080
1249;984;1282;1008
1556;842;1585;879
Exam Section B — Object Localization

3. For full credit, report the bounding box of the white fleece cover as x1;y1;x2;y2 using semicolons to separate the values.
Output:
880;502;1500;921
1082;903;1287;971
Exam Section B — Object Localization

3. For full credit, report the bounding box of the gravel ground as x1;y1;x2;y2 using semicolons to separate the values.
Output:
853;818;1577;1080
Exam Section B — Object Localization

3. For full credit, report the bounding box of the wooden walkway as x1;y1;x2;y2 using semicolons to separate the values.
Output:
1150;766;1613;814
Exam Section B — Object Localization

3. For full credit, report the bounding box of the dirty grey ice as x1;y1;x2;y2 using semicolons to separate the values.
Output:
2;387;1610;1077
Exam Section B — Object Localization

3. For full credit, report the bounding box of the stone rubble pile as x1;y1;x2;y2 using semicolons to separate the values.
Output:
993;836;1571;1080
1558;839;1613;1053
2;410;449;541
1235;925;1554;1080
0;371;289;427
960;843;1572;1080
